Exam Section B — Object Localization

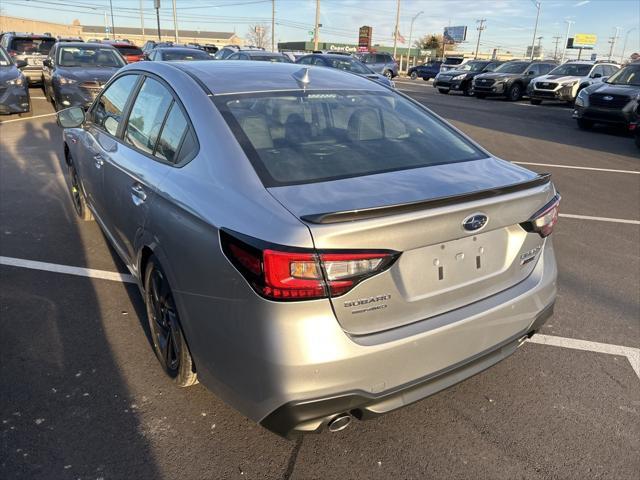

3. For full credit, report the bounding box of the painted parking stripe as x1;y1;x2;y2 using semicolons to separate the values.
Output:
0;256;135;283
559;213;640;225
529;334;640;380
0;113;56;124
514;162;640;175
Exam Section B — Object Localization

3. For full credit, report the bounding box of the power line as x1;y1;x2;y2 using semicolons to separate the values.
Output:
474;19;486;59
552;35;561;60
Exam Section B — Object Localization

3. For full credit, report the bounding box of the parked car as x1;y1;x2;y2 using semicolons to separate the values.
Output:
142;40;174;53
202;44;219;56
42;42;126;110
213;45;261;60
296;53;394;87
433;60;504;95
408;61;442;81
227;50;291;62
634;98;640;148
57;37;84;43
0;32;56;85
56;60;559;438
439;56;465;73
528;61;620;105
473;60;557;101
147;47;213;62
102;41;145;63
356;51;398;78
0;46;30;115
573;62;640;131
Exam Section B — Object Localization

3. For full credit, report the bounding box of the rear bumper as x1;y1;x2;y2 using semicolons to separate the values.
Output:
264;301;554;437
23;68;43;84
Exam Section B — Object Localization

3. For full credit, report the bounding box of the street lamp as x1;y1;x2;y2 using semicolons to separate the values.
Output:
406;11;423;71
561;19;575;63
529;0;541;61
620;27;638;63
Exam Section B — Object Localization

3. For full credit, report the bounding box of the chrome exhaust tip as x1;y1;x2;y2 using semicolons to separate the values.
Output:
327;413;352;432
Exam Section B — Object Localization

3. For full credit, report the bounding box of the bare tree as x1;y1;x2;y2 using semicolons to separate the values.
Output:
246;24;270;49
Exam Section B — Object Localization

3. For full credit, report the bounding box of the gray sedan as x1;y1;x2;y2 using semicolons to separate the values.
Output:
56;61;559;437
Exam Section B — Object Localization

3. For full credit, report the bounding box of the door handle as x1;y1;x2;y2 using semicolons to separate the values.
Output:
93;154;104;168
131;183;147;205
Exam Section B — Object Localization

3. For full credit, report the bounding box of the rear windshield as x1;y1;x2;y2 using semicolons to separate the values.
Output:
58;46;125;67
9;37;55;54
162;49;210;61
216;91;485;187
249;54;291;63
443;58;463;65
326;57;370;74
116;46;143;56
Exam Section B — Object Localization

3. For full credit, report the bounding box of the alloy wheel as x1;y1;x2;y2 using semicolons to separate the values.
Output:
148;268;182;374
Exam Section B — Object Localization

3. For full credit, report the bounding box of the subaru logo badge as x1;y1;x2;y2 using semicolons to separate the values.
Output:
603;95;613;101
462;213;488;232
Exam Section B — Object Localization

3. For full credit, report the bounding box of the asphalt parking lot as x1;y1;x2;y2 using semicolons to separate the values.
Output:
1;83;638;480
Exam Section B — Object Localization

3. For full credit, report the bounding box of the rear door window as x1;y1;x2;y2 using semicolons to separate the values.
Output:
124;77;173;155
155;102;190;163
92;74;140;136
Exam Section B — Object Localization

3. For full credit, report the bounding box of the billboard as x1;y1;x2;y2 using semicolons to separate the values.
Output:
443;26;467;44
358;25;372;50
526;45;543;58
573;33;597;47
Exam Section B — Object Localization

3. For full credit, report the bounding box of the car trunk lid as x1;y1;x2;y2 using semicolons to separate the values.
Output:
267;157;555;335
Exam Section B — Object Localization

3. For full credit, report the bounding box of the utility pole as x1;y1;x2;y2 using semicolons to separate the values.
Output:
561;19;574;63
140;0;145;43
529;0;541;61
172;0;179;43
552;35;561;60
620;27;638;63
406;10;423;70
313;0;320;50
104;11;108;38
271;0;275;51
392;0;401;59
474;19;486;59
109;0;116;39
607;27;621;60
154;0;161;41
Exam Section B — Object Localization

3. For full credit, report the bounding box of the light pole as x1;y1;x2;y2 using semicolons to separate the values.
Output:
109;0;116;39
154;0;161;41
607;26;621;60
139;0;145;43
561;19;574;62
271;0;275;52
392;0;401;60
172;0;179;43
529;0;541;61
406;11;423;71
474;19;486;59
620;27;638;63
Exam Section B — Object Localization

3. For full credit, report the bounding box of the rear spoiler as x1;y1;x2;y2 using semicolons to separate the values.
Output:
301;173;551;225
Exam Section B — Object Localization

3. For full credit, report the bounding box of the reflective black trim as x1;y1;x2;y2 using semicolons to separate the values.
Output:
301;173;552;224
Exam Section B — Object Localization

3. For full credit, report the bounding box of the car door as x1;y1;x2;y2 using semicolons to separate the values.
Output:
100;75;179;266
590;65;605;83
524;63;541;87
78;74;140;221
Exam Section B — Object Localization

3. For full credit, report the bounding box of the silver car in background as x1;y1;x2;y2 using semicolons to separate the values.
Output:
56;61;559;437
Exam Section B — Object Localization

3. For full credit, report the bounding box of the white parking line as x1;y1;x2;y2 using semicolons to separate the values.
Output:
31;96;47;100
0;256;135;283
529;334;640;380
559;213;640;225
1;254;638;380
514;162;640;175
0;113;56;124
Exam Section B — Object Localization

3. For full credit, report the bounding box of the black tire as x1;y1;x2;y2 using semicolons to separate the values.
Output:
144;257;198;388
461;83;471;96
423;76;430;81
383;70;393;79
438;88;449;94
410;71;418;80
507;83;522;101
475;93;486;99
577;118;594;130
68;164;94;221
530;99;542;105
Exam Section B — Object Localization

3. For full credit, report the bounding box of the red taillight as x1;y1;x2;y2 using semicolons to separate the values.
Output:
8;50;17;57
221;231;398;301
522;194;561;238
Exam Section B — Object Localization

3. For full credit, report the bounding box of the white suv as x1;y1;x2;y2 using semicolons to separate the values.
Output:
528;61;620;104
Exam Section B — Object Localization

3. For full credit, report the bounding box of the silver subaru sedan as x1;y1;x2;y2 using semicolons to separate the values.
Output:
56;60;559;437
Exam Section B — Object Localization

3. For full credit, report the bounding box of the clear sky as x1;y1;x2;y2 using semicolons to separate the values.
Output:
2;0;639;58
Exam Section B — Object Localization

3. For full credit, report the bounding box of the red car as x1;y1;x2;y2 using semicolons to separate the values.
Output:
105;42;144;63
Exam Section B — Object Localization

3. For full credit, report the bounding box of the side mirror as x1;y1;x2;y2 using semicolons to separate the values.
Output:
15;59;28;69
56;106;85;128
592;73;602;78
527;70;535;75
43;58;52;68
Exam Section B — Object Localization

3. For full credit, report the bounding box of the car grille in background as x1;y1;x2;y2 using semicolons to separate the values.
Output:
534;90;557;98
589;93;630;109
475;78;495;87
0;86;6;96
535;82;558;90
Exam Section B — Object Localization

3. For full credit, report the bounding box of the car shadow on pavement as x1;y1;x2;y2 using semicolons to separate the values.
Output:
0;120;164;479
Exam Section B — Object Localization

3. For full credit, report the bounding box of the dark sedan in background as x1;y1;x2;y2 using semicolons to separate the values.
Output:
42;42;126;110
473;60;557;101
0;46;30;115
408;61;443;81
296;53;394;88
573;62;640;132
434;60;504;96
227;50;291;62
146;47;213;62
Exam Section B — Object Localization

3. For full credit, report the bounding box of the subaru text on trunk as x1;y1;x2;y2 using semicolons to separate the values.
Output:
56;61;559;437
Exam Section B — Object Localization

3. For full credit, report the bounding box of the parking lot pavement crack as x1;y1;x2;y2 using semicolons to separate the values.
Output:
281;436;303;480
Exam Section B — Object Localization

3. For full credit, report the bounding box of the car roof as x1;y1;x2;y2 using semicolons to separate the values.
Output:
125;60;388;96
56;42;113;48
156;47;205;53
243;51;286;56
